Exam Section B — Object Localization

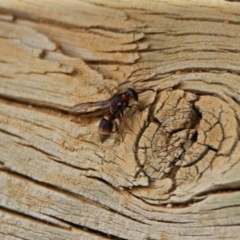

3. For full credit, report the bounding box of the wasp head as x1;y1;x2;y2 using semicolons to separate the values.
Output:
125;88;138;101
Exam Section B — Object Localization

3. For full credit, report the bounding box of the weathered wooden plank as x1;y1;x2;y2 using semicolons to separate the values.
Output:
2;171;240;239
1;0;240;111
1;0;240;239
0;20;118;111
0;210;109;240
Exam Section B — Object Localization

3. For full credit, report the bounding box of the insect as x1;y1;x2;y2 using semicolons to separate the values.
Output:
98;88;138;143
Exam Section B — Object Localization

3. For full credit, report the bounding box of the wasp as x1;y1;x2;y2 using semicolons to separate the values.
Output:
98;88;138;143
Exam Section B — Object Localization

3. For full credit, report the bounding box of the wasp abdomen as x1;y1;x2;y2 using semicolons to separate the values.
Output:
98;114;114;143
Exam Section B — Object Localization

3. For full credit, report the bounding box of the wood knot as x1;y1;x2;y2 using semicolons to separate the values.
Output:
132;89;239;205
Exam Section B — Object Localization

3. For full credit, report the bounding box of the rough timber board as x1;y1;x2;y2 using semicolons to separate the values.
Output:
2;171;240;239
0;21;118;111
1;0;240;111
1;0;240;239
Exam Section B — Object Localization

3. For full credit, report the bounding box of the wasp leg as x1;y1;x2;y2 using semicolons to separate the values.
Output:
115;116;126;142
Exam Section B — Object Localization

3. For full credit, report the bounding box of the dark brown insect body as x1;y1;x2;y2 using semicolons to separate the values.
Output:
98;88;138;143
98;113;114;142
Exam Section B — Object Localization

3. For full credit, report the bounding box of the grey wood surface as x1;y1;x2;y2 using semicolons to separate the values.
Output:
1;0;240;239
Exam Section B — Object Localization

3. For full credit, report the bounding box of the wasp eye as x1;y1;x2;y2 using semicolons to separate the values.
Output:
126;88;138;101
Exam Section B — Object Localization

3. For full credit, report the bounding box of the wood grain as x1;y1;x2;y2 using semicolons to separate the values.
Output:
1;0;240;239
